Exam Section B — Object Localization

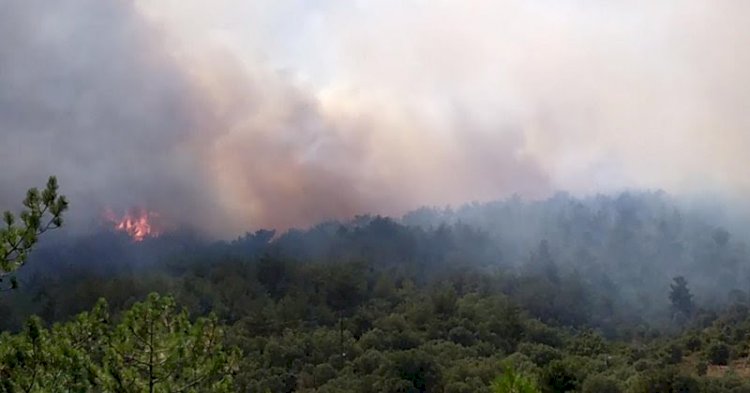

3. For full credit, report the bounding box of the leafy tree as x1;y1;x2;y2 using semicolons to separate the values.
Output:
526;240;559;283
431;283;458;316
325;262;366;368
669;276;694;319
631;368;700;393
517;343;561;367
491;366;540;393
695;361;708;376
389;349;442;392
568;330;606;357
662;342;683;365
540;359;579;393
256;256;291;300
581;374;621;393
705;341;731;365
1;176;67;291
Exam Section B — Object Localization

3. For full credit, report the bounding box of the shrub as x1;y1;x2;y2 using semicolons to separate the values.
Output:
705;341;731;365
581;374;622;393
517;343;562;367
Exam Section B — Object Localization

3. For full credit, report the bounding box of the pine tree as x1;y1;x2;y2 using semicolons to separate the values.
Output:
492;366;540;393
0;295;238;392
669;276;694;319
103;293;238;392
1;176;68;291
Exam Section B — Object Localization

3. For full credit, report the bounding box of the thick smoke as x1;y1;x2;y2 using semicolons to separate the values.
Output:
1;0;749;237
0;0;222;232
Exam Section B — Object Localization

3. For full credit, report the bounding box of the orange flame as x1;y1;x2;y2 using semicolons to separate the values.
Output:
104;208;162;242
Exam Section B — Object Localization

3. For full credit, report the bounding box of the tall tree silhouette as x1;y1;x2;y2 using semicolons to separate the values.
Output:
669;276;694;319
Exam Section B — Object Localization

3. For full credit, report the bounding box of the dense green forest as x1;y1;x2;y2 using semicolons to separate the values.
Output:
4;191;750;392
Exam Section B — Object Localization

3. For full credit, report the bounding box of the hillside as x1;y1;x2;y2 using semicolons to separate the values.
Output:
3;192;750;391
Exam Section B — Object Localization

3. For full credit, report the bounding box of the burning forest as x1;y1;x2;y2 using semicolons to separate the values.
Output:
3;1;750;391
103;208;164;242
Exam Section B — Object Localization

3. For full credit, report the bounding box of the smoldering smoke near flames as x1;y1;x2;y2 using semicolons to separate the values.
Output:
1;0;750;238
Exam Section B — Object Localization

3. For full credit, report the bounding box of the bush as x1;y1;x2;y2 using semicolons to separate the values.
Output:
525;319;565;348
695;361;708;376
581;374;622;393
633;359;656;372
663;343;683;365
518;343;562;367
314;363;337;386
631;368;700;393
445;381;475;393
449;326;477;346
541;360;579;393
389;349;443;392
705;341;731;365
569;331;606;357
684;334;702;352
491;366;539;393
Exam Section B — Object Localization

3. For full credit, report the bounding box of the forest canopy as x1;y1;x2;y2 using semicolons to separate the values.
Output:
3;191;750;392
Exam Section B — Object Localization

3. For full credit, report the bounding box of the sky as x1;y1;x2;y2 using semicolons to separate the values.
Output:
1;0;749;237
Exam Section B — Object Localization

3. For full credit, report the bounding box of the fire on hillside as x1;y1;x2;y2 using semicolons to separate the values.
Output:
103;208;163;242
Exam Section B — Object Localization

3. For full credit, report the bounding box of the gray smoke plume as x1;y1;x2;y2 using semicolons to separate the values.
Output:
2;0;749;238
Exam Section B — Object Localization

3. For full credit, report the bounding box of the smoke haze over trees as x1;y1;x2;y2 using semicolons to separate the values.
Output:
8;190;750;327
4;192;750;390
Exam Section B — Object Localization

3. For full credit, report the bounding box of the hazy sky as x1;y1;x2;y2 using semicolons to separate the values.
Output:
1;0;749;237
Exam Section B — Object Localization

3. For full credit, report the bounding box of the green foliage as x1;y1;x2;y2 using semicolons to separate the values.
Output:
104;293;237;392
540;359;581;393
9;248;750;392
389;349;443;392
659;342;684;365
695;360;708;376
1;176;67;290
581;374;622;393
630;367;701;393
705;341;731;365
517;343;561;367
6;191;750;391
568;330;607;357
0;294;237;392
491;366;540;393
